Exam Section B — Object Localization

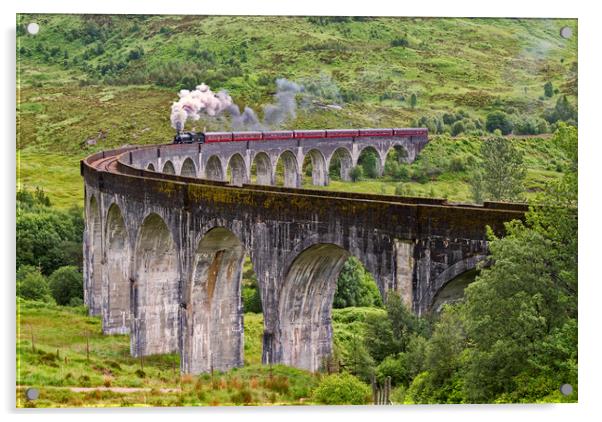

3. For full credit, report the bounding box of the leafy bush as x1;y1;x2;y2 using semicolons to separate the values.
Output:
17;267;54;303
48;266;83;306
545;95;578;124
333;257;382;308
485;111;513;135
390;37;409;48
544;81;554;98
350;165;364;182
451;121;465;136
242;286;262;313
311;373;371;405
376;353;409;386
17;188;84;275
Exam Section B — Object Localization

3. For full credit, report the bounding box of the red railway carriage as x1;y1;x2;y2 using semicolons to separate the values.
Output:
175;128;428;144
293;130;327;139
325;129;360;138
393;128;428;137
358;128;394;137
262;130;294;140
204;132;233;142
232;131;263;141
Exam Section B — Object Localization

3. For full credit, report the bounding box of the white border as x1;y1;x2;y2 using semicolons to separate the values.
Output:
3;1;600;421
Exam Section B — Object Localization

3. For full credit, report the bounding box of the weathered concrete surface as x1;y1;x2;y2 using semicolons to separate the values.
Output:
82;141;526;375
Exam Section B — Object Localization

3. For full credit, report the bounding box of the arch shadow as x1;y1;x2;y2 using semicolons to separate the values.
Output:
104;203;131;334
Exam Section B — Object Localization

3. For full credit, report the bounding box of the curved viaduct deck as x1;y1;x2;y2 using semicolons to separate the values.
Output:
81;142;527;375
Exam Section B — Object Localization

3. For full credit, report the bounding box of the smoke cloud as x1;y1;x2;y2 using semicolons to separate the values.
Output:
170;83;233;131
170;75;342;131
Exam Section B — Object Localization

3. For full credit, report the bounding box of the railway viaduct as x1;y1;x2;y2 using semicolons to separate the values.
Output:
81;132;527;375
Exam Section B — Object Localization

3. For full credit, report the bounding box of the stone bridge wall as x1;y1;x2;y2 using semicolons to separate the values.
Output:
82;143;526;375
126;134;428;187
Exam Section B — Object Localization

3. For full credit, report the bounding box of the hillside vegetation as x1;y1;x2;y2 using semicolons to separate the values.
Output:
16;15;577;207
17;15;577;152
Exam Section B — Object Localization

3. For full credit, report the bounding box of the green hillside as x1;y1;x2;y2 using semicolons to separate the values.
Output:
16;15;577;207
17;15;577;144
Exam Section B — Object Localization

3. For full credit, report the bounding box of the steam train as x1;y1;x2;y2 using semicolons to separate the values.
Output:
173;128;428;144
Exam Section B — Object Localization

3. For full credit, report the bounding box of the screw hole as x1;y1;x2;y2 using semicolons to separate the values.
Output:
560;26;573;39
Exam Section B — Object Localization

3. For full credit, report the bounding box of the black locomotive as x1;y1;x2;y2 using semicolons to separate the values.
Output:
173;131;205;144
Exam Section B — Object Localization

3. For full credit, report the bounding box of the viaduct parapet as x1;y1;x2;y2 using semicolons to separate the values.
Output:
81;130;526;374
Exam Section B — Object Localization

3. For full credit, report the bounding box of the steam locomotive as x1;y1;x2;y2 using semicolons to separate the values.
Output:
173;128;428;144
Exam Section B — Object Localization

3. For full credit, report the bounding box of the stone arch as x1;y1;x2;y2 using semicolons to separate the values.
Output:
429;255;487;313
277;243;350;371
275;150;300;188
251;152;273;185
328;147;353;181
132;213;179;356
104;203;130;334
302;149;328;186
385;144;410;164
357;145;383;178
87;195;103;316
182;227;245;374
180;157;197;177
146;163;155;171
162;160;176;175
227;153;248;186
205;155;224;181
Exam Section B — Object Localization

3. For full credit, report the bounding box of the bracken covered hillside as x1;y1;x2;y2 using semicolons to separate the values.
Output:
17;15;577;145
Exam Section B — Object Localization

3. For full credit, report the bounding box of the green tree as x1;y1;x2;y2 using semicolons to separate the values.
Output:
16;189;84;275
358;149;379;179
451;121;464;136
17;268;53;303
363;311;397;363
544;81;554;98
485;111;513;135
311;373;371;405
350;165;364;182
461;124;577;402
406;305;466;403
48;266;83;306
333;257;382;308
410;93;417;109
345;335;376;382
376;353;409;386
364;292;428;363
476;137;527;202
546;95;578;124
242;286;262;313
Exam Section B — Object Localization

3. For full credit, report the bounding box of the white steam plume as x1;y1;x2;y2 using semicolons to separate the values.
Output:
170;83;233;131
170;77;339;132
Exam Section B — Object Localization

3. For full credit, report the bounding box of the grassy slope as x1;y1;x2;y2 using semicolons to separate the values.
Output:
17;299;376;407
16;15;576;207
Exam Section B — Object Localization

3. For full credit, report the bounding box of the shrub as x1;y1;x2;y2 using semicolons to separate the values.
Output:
17;268;54;303
333;257;382;308
449;156;466;172
390;37;409;48
242;286;262;313
311;373;371;405
350;165;364;182
451;121;465;136
544;81;554;98
48;266;83;306
485;111;513;135
376;353;409;386
394;183;410;196
410;93;417;109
